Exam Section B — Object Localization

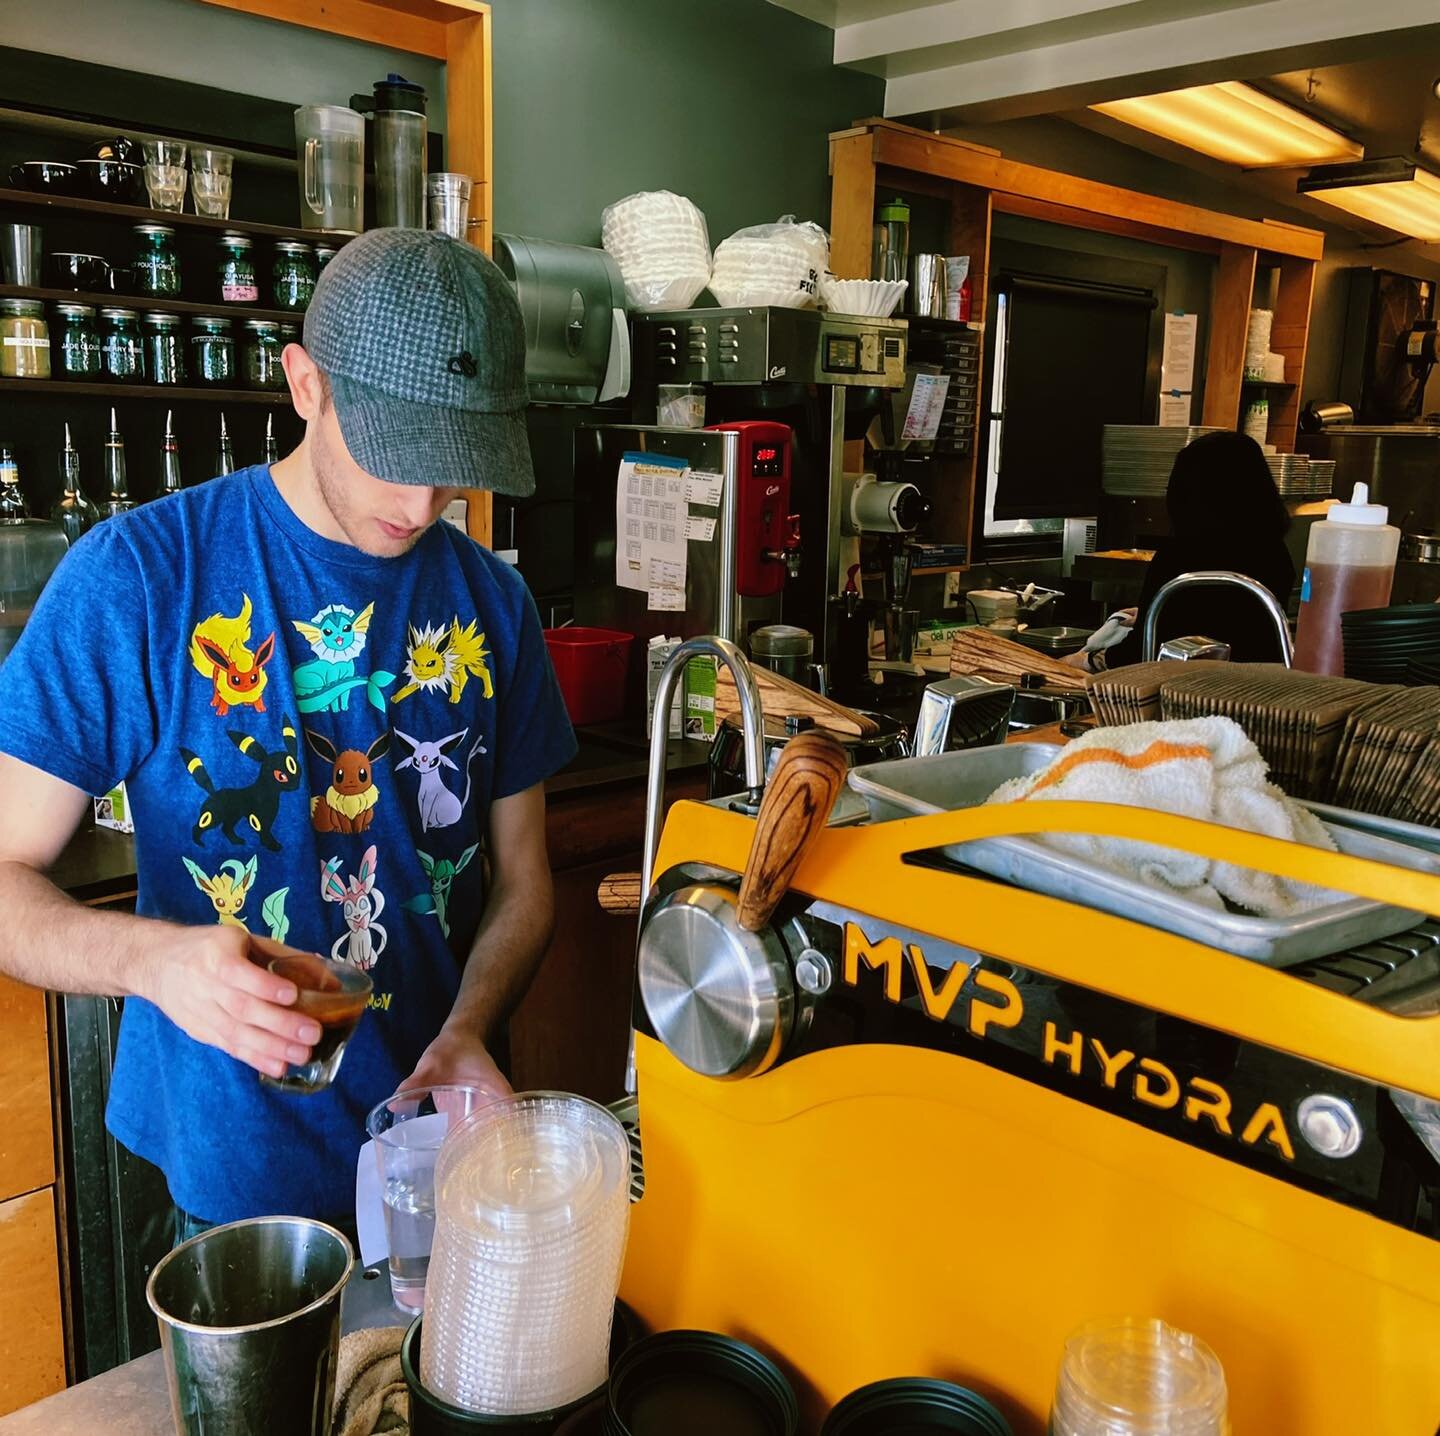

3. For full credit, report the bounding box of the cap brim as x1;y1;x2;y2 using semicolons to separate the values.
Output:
330;373;535;497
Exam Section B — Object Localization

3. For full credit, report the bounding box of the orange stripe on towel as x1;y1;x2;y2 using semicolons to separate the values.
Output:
1018;740;1213;801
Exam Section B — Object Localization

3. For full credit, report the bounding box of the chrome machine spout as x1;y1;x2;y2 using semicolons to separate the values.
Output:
1141;570;1294;667
642;636;765;890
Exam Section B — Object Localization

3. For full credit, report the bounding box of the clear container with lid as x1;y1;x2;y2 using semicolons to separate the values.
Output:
217;233;259;304
54;302;101;379
242;319;286;390
144;312;185;385
1051;1316;1229;1436
271;239;316;312
1293;482;1402;676
191;315;235;386
1;299;51;379
100;307;143;382
872;196;911;283
133;222;181;297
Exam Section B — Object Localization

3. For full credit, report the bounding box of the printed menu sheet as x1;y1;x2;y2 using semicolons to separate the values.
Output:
615;451;689;610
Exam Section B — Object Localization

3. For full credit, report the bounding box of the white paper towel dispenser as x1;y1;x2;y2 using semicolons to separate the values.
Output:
493;233;630;405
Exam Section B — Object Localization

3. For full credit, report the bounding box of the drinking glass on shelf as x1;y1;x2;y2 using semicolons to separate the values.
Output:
142;139;188;212
426;172;472;240
366;1084;496;1312
191;146;234;219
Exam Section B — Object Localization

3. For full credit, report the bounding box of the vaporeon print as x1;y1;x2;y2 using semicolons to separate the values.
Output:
290;601;396;713
392;618;494;704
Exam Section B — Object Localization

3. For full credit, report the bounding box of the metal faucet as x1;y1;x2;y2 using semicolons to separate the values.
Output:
1141;570;1294;666
642;636;765;889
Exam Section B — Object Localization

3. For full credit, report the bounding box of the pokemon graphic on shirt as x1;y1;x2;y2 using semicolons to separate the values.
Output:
305;729;390;834
290;601;396;714
181;717;301;851
182;854;291;941
392;618;494;704
393;728;487;832
401;845;477;940
320;845;387;970
190;594;276;716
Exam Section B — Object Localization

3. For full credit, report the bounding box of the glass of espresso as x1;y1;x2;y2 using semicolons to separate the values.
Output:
263;953;373;1093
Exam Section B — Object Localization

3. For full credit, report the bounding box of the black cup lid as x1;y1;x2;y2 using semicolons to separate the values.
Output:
820;1378;1012;1436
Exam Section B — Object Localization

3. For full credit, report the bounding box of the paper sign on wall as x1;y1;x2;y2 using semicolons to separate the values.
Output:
685;471;724;508
1159;312;1197;426
616;451;688;606
685;515;716;542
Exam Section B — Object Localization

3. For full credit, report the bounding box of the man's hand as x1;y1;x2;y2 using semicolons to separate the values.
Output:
401;1022;512;1099
139;926;323;1080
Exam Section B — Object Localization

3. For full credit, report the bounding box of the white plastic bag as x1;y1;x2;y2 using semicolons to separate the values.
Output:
601;190;712;312
709;216;829;309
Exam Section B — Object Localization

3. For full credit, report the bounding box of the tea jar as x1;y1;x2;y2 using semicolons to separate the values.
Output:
100;307;144;382
242;319;286;390
144;312;185;386
191;315;235;386
53;302;101;380
217;233;259;304
0;299;51;379
271;240;316;312
133;222;181;298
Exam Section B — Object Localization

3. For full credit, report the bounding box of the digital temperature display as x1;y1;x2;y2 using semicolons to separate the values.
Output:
750;442;784;478
754;446;779;462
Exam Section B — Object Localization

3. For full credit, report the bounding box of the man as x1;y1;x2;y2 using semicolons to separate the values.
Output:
0;230;577;1233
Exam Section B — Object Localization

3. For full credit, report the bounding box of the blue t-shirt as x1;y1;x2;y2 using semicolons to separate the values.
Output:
0;466;576;1222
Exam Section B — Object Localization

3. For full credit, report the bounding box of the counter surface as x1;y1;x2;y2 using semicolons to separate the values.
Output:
0;1262;408;1434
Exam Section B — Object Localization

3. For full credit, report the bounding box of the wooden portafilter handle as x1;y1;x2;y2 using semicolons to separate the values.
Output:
735;731;849;933
597;871;642;917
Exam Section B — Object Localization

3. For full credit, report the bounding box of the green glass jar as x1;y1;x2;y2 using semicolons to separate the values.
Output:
53;302;102;380
243;319;286;390
218;233;258;304
272;240;316;312
191;315;235;385
314;243;338;273
133;223;181;298
144;312;184;386
100;307;144;382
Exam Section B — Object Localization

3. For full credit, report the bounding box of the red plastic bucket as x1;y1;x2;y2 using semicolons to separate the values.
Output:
544;627;634;728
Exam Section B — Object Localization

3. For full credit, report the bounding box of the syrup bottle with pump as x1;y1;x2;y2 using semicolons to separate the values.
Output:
1293;483;1400;675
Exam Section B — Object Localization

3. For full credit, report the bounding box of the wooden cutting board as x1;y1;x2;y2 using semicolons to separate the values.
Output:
950;628;1090;693
715;665;879;738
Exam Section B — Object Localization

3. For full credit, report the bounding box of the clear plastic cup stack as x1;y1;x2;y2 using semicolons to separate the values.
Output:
419;1092;631;1416
1051;1317;1229;1436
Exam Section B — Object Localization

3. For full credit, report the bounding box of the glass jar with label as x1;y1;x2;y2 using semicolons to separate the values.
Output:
272;240;316;312
144;312;185;386
53;302;101;380
100;307;144;382
133;223;181;297
0;299;51;379
242;319;286;390
314;243;339;274
217;233;259;304
191;315;235;385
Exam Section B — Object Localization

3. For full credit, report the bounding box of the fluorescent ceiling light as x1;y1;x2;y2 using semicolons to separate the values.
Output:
1297;158;1440;243
1092;82;1362;169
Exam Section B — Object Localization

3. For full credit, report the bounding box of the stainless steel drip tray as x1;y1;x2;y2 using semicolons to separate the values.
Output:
848;746;1440;965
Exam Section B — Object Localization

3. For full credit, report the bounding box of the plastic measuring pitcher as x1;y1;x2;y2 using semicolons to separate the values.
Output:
295;105;365;234
1293;482;1400;675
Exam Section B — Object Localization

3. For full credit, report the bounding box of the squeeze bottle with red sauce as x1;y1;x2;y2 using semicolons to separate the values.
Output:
1293;483;1399;675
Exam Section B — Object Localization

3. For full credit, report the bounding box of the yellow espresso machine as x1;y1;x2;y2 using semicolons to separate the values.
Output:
617;641;1440;1434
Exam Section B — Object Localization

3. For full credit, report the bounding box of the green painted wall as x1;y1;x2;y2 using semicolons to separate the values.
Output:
488;0;883;246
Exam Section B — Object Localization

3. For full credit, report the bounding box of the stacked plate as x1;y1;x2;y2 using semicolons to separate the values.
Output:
709;219;829;309
1101;425;1223;496
601;190;711;312
822;1379;1013;1435
1265;451;1311;496
1307;457;1337;497
420;1092;631;1417
818;275;907;317
1342;604;1440;685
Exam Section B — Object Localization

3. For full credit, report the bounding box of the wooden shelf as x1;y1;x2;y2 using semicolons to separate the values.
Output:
0;377;290;405
913;565;970;576
0;284;302;325
1241;378;1297;389
0;186;353;246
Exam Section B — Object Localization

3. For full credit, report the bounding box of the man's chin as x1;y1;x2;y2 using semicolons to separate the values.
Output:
354;522;427;558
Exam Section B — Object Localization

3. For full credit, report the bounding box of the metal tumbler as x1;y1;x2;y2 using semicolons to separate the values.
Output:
2;224;41;286
427;172;473;240
146;1215;353;1436
907;252;946;318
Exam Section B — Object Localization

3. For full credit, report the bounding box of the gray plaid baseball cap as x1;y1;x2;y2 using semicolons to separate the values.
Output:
302;228;533;495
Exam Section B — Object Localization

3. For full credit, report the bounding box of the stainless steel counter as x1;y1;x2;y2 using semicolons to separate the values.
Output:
0;1262;409;1433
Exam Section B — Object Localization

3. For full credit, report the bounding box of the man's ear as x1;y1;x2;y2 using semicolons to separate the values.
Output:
282;342;326;422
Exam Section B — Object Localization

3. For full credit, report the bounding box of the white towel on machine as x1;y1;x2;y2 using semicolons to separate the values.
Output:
986;717;1338;917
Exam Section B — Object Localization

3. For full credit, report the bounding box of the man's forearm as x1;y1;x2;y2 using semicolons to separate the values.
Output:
447;874;556;1041
0;858;161;998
